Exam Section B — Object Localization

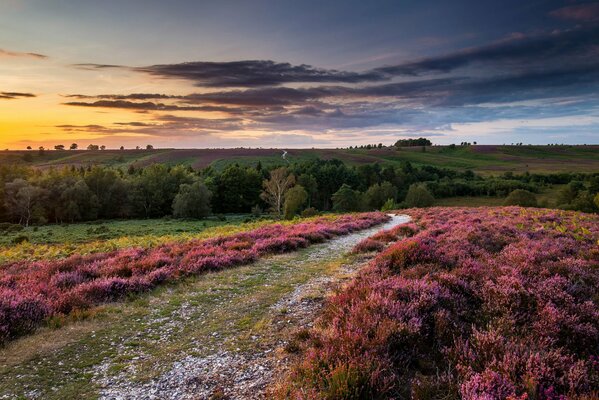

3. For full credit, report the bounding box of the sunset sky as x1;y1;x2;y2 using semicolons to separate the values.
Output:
1;0;599;149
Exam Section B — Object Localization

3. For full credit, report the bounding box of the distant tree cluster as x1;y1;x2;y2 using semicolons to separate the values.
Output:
348;143;385;150
394;138;432;147
30;143;157;152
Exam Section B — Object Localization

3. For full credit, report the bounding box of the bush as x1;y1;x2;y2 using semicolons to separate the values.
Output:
0;223;24;233
404;184;435;207
381;198;396;211
503;189;537;207
301;207;318;218
11;235;29;244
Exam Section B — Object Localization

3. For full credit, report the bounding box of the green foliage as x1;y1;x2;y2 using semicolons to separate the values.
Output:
394;137;432;147
332;184;362;212
404;184;435;208
301;207;318;218
283;185;308;220
210;164;262;213
503;189;538;207
172;181;212;219
381;198;396;211
365;181;397;210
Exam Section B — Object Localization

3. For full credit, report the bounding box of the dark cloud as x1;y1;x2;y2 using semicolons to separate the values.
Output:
0;91;36;99
550;3;599;22
64;93;175;100
63;99;244;113
135;60;386;87
375;26;599;76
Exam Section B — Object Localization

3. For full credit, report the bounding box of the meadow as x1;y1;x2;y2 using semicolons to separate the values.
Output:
279;207;599;399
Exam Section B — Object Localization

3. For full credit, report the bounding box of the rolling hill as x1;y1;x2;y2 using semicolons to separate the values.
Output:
2;145;598;175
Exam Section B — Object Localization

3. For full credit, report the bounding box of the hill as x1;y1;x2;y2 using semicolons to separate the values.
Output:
2;145;598;175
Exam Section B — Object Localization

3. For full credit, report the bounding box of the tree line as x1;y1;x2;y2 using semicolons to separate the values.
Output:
1;159;598;226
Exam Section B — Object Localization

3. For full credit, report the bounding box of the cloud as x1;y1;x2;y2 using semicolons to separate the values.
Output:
136;60;387;87
550;3;599;22
63;99;244;113
0;48;47;59
55;115;243;137
0;91;36;99
374;26;599;76
76;60;387;87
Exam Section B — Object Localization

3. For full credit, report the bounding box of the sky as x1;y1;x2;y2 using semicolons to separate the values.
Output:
1;0;599;149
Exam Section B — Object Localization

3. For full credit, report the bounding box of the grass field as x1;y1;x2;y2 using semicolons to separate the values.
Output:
0;215;255;247
434;184;567;207
2;144;598;174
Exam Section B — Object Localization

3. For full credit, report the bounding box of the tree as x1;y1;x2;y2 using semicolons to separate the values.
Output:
365;182;397;210
394;138;432;147
332;184;361;212
260;167;295;216
70;143;78;150
146;144;154;150
38;146;45;156
26;146;32;150
87;144;99;151
4;179;48;226
297;174;318;207
172;181;212;219
100;145;106;151
503;189;537;207
59;180;100;222
209;165;262;213
283;185;308;220
404;184;434;208
132;165;194;218
120;146;125;150
54;144;65;151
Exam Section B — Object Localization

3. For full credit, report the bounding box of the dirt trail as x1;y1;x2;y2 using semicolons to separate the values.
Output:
97;215;410;400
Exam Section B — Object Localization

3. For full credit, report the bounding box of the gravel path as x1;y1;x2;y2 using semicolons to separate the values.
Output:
97;215;410;400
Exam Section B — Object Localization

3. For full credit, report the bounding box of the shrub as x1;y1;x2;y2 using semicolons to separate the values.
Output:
352;238;385;254
301;207;318;218
503;189;537;207
11;235;29;244
404;184;435;207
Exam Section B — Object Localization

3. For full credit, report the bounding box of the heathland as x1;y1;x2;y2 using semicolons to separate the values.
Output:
0;143;597;399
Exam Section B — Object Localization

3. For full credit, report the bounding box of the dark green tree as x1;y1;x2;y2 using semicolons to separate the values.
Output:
173;181;212;219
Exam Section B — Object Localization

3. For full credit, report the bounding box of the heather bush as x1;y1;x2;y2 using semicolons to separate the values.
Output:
0;212;389;344
279;207;599;399
351;238;385;254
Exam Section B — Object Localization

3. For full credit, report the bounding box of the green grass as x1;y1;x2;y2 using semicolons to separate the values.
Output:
433;196;506;207
0;216;255;247
432;184;567;208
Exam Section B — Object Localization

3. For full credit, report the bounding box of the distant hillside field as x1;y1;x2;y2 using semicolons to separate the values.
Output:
2;145;598;174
